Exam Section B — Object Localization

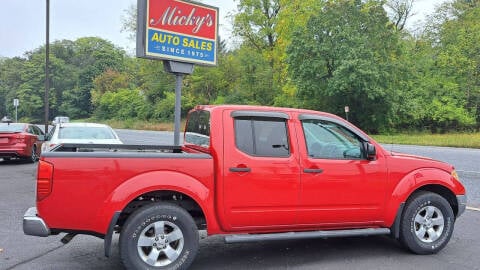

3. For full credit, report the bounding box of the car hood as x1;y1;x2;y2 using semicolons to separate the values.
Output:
388;151;454;171
390;151;435;161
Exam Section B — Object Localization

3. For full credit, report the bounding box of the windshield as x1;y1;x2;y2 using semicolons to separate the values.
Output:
0;123;25;133
58;126;117;140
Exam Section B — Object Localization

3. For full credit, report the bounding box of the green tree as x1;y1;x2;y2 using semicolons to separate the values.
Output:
60;37;126;118
95;88;150;120
273;0;323;107
91;69;131;105
434;0;480;128
385;0;416;31
287;0;401;132
0;57;25;118
233;0;282;104
233;0;280;55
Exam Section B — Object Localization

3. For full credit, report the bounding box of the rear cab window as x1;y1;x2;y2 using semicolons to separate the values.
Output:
185;110;211;148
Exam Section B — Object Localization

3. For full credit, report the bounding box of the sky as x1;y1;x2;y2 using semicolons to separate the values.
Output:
0;0;237;58
0;0;444;58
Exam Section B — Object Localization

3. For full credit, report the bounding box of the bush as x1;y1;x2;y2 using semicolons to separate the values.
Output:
94;88;151;120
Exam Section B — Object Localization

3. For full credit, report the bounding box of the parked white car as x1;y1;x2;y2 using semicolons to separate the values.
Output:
52;116;70;125
42;123;123;152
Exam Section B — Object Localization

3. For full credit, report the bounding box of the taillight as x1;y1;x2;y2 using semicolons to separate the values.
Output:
37;160;54;201
16;135;26;143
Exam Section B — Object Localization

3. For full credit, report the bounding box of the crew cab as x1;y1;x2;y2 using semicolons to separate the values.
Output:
23;105;466;270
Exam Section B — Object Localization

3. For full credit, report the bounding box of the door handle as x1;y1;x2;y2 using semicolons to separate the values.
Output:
229;167;251;173
303;168;323;174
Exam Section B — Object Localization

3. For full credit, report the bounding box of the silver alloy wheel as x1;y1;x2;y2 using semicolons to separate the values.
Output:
414;205;445;243
136;220;185;267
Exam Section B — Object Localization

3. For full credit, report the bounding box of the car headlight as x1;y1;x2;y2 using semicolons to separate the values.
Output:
451;170;460;181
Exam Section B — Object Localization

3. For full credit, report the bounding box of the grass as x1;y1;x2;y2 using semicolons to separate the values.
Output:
372;133;480;149
73;118;186;131
102;119;186;131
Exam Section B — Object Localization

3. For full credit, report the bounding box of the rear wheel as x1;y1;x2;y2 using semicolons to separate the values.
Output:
120;203;199;270
27;145;38;163
400;191;455;254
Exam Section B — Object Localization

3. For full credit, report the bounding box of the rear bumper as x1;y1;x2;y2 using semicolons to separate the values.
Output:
23;207;50;237
457;195;467;218
0;146;28;158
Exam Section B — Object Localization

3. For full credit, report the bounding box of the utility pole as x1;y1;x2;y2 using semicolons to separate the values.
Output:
44;0;50;134
13;99;19;122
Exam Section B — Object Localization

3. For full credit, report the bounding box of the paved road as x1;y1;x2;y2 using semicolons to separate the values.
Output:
0;130;479;270
384;144;480;208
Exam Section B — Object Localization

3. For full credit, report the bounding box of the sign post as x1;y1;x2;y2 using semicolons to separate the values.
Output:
13;99;19;122
136;0;218;146
344;106;350;122
163;61;195;145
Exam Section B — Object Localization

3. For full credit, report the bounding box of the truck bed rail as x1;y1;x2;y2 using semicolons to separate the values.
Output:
51;144;183;153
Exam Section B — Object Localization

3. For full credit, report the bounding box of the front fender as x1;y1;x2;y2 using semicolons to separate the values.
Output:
93;170;212;234
384;168;460;227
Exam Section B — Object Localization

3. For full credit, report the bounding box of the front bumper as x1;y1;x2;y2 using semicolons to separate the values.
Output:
23;207;50;237
457;195;467;218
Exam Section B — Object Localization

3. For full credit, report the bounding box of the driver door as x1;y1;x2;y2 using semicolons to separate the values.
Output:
298;117;387;226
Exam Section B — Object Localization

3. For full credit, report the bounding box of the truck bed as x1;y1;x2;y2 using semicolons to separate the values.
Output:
38;144;214;235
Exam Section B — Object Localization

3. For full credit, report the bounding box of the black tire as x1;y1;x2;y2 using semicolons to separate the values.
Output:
399;191;455;254
120;203;199;270
27;145;38;163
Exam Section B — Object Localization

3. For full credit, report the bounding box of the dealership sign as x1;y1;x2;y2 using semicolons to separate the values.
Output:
137;0;218;66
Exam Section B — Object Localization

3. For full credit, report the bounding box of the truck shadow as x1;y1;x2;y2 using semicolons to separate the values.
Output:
0;158;35;165
191;235;407;269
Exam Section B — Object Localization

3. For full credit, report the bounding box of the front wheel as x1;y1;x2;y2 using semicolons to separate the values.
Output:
120;203;199;270
400;191;455;254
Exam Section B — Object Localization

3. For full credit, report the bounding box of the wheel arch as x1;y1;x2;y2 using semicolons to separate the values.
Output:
386;168;461;235
390;183;459;240
100;170;214;257
117;190;208;230
96;170;215;235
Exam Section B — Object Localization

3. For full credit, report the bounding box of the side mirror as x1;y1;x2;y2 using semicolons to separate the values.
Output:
365;142;376;161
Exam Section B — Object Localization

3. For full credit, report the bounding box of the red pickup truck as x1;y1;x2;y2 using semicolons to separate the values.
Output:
24;105;466;270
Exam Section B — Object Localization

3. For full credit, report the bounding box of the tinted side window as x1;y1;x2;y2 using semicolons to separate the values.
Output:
235;118;290;157
302;119;364;159
235;119;254;154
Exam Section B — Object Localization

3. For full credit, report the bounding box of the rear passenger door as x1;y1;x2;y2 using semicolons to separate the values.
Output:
222;110;301;230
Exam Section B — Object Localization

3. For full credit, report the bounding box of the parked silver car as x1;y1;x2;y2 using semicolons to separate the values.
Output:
52;116;70;125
